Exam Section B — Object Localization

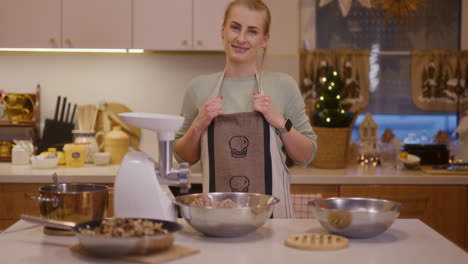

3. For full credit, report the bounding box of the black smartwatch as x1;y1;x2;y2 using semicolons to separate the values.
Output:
275;118;292;135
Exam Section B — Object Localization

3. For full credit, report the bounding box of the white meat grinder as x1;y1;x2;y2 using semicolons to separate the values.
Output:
113;112;190;222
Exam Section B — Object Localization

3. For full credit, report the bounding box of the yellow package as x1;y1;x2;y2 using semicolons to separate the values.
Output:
63;143;87;168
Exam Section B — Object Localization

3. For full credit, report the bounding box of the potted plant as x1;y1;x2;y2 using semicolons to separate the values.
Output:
311;68;355;168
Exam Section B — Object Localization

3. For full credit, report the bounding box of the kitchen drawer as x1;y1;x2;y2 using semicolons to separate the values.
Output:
290;184;339;197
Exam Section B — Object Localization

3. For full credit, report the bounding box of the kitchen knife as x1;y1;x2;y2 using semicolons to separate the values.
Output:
54;96;61;121
70;104;77;124
60;97;67;122
65;102;71;123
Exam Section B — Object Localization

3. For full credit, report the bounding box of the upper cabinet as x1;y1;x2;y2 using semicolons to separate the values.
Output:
0;0;61;48
62;0;132;49
134;0;231;51
133;0;192;50
192;0;231;51
0;0;296;52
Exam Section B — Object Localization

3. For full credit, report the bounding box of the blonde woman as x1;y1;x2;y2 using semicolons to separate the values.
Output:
174;0;316;218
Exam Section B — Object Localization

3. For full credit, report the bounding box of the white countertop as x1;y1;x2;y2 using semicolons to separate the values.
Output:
0;219;466;263
0;162;467;185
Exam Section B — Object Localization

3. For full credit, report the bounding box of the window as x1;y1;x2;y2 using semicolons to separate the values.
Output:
316;0;461;142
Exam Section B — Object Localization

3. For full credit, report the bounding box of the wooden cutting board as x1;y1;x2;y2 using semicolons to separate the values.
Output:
421;165;468;175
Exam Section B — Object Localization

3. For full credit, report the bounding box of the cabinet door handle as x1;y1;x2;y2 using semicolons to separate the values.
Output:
64;38;72;47
181;40;188;46
196;40;203;46
49;38;57;48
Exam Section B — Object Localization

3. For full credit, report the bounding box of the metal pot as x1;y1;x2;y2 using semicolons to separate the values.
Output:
31;183;109;223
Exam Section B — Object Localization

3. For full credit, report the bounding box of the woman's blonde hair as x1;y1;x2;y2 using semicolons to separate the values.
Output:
222;0;271;70
222;0;271;35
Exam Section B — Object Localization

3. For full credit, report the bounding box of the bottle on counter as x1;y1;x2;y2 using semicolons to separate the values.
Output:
104;126;129;164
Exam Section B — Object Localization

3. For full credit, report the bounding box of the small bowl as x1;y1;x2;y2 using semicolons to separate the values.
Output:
174;192;279;237
400;154;421;169
30;156;59;169
309;197;403;238
93;152;111;166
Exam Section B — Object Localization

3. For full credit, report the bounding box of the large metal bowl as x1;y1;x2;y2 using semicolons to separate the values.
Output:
174;192;279;237
308;197;403;238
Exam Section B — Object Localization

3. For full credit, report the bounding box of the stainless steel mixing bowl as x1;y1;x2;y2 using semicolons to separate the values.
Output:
174;192;279;237
308;197;403;238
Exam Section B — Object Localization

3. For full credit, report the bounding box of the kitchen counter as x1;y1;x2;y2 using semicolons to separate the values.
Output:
0;162;467;185
0;219;466;263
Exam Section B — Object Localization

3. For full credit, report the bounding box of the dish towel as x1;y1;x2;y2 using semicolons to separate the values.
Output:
291;193;323;219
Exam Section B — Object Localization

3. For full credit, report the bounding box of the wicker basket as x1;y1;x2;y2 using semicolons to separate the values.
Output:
312;126;351;169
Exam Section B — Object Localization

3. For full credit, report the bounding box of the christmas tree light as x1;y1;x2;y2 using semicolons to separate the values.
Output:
312;68;354;127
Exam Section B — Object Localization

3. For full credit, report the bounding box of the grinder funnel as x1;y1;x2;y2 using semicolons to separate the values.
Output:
118;112;183;141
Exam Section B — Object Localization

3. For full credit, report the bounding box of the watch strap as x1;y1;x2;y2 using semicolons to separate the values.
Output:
275;118;292;135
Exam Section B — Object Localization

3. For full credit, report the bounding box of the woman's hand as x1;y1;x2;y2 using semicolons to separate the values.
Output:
253;92;284;128
174;96;223;162
192;96;224;133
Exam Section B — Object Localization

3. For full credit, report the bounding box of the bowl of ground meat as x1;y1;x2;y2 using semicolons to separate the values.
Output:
173;192;279;237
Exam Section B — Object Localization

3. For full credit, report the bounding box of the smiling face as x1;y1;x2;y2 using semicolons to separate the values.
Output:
222;5;270;67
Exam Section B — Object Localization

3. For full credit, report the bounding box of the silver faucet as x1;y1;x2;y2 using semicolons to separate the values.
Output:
155;140;190;193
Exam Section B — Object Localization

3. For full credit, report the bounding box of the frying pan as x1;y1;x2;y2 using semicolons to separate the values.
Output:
21;215;182;257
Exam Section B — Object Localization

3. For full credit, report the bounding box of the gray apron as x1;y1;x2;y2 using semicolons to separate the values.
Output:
200;71;294;218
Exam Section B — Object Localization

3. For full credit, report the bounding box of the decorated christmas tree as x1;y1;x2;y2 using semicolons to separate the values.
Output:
312;68;354;128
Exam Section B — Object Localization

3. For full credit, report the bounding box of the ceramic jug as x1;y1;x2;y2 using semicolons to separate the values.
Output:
73;130;104;163
104;126;129;164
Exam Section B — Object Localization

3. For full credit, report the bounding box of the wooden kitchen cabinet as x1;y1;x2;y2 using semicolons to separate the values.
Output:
0;0;131;49
133;0;192;50
0;183;114;230
62;0;132;49
0;0;61;48
133;0;231;51
341;185;466;250
291;184;339;198
465;186;468;250
192;0;231;51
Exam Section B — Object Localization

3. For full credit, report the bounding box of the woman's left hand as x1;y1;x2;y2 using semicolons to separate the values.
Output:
253;92;284;129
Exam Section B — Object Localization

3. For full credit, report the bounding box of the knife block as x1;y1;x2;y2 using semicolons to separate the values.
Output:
38;119;74;153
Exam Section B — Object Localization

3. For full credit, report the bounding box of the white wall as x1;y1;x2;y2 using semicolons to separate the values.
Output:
0;52;298;158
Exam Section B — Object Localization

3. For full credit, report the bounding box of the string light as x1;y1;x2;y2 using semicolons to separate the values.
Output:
320;96;324;101
331;82;335;86
326;117;331;122
322;77;327;82
333;71;337;76
341;109;345;113
328;86;332;90
336;95;341;99
316;104;320;109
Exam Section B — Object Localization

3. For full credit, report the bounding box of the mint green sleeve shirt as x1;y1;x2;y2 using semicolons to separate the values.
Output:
174;71;317;167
